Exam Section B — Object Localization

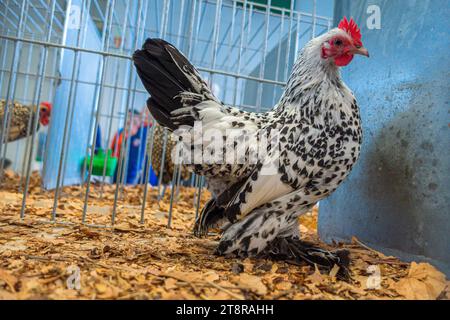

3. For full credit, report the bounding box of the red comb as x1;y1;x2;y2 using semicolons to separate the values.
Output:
338;17;362;46
40;101;52;111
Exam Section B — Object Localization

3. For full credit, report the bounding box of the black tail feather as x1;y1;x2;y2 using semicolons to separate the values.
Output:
133;38;213;130
146;97;175;130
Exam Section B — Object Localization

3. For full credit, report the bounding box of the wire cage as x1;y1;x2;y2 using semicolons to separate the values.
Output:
0;0;333;229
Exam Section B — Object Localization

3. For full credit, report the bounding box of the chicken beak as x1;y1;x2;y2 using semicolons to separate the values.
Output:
352;46;369;57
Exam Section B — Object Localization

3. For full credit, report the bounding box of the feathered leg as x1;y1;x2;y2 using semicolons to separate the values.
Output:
215;192;351;280
215;206;286;257
260;236;350;280
215;190;312;256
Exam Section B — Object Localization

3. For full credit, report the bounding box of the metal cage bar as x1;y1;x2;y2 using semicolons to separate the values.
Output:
0;0;333;229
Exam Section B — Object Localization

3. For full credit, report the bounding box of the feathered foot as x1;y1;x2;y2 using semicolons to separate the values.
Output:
259;236;351;281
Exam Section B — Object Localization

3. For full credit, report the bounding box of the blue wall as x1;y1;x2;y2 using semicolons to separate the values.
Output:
43;0;102;189
319;0;450;275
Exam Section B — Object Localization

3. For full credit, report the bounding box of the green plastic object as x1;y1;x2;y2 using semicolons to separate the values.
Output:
84;149;118;177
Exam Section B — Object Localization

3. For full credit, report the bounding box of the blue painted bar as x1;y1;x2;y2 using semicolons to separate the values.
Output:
43;0;102;189
319;0;450;275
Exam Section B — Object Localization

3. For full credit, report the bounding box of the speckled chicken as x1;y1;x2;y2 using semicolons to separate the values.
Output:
0;100;51;142
149;124;190;185
133;17;369;279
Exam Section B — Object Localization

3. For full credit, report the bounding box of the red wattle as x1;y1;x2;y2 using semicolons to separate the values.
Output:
40;117;49;126
334;54;354;67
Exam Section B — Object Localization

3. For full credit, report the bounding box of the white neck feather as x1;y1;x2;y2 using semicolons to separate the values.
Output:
274;29;357;125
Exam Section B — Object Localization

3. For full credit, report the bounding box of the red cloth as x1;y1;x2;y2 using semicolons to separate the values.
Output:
110;130;125;158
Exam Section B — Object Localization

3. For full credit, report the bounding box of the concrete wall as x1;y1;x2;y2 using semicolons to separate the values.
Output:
319;0;450;275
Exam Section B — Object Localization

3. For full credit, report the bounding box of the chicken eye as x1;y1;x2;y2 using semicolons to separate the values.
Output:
334;39;343;46
355;44;362;49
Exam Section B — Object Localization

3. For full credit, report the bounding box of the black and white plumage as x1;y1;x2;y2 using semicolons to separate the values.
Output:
133;19;369;279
